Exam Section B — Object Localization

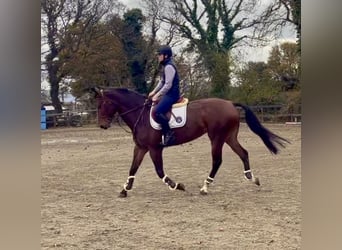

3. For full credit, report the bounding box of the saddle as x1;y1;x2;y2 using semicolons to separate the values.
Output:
150;97;189;130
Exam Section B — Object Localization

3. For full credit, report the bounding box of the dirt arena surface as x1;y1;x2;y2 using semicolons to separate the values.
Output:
41;123;301;249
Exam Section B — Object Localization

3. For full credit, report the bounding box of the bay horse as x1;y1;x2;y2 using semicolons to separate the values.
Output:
90;87;289;197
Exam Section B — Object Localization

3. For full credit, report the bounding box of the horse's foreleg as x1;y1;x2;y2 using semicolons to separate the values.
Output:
149;148;185;191
200;139;224;195
119;145;148;198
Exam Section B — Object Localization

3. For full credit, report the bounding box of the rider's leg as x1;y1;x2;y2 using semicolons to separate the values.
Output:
154;96;176;146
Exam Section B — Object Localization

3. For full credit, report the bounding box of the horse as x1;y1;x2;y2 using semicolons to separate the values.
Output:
90;87;289;197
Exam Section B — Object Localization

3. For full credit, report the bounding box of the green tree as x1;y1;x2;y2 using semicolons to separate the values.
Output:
59;21;129;98
120;9;148;94
232;41;300;109
233;62;282;105
267;42;300;91
289;0;301;50
267;41;301;113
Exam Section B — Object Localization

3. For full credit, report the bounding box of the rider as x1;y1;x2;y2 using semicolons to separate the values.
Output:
148;45;180;146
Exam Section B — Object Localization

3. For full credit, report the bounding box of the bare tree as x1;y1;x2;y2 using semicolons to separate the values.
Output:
152;0;299;98
140;0;187;90
260;0;300;33
260;0;300;51
41;0;120;112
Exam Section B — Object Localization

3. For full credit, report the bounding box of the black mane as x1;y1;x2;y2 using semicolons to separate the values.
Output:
105;87;146;99
104;87;147;108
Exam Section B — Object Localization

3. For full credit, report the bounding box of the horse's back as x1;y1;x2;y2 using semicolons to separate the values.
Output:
189;98;238;116
188;98;240;127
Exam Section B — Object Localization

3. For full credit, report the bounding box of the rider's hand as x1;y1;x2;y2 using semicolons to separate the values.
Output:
148;92;155;99
152;94;160;102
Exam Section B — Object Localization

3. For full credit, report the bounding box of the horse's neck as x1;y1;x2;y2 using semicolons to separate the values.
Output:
114;92;145;130
117;93;144;112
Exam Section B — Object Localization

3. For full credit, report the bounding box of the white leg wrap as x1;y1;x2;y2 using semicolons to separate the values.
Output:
123;176;135;191
205;176;214;184
162;175;177;190
200;176;214;193
244;170;255;181
169;183;178;190
162;175;168;184
200;184;208;193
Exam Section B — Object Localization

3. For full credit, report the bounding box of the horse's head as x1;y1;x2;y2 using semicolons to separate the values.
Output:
91;87;118;129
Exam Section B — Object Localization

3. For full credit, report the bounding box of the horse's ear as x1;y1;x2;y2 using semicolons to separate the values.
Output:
90;87;103;98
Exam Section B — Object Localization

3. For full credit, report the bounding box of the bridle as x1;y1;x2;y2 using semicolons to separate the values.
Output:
106;97;151;135
119;102;147;117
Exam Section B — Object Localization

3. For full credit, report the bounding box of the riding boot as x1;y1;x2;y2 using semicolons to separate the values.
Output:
163;128;175;146
156;113;176;146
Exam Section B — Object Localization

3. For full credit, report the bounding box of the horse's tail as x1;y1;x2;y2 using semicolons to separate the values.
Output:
233;103;290;154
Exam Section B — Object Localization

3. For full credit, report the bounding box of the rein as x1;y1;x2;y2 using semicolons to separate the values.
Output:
119;104;146;117
117;99;150;135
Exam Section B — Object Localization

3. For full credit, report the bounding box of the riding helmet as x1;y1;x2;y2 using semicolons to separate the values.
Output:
157;45;173;57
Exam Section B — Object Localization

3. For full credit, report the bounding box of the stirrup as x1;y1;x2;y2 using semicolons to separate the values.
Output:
160;133;175;146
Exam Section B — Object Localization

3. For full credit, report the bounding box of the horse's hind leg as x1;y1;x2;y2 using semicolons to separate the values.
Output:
200;138;225;195
119;145;148;198
226;135;260;186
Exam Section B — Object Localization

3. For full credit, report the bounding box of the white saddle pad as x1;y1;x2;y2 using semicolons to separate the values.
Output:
150;104;187;130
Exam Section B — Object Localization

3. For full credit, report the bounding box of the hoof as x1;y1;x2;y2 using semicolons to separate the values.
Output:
244;171;253;180
200;189;208;195
254;177;260;186
177;183;185;191
118;190;127;198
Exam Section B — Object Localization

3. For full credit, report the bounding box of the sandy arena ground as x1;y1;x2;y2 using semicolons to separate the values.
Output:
41;123;301;249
